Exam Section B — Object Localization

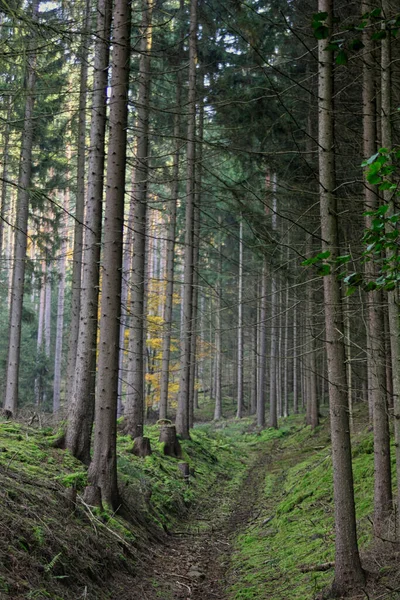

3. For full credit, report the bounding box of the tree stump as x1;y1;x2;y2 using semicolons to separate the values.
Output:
159;424;183;458
178;462;190;484
130;436;152;457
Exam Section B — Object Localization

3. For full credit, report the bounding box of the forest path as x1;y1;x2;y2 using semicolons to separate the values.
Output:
132;445;273;600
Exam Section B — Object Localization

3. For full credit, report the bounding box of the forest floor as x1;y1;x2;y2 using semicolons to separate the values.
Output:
131;437;273;600
1;405;400;600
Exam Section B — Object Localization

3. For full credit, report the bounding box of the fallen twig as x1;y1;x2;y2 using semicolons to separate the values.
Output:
299;561;334;573
176;581;192;595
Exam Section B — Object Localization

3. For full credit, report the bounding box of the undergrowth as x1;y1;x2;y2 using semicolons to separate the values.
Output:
0;413;280;599
228;410;396;600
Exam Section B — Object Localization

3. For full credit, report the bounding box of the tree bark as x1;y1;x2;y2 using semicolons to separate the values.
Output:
158;67;182;419
65;0;90;399
293;299;298;414
87;0;131;510
65;0;111;463
318;0;365;592
189;73;204;428
53;191;68;414
237;218;244;418
213;227;222;420
3;0;39;416
124;0;154;439
176;0;197;438
380;0;399;535
257;260;267;428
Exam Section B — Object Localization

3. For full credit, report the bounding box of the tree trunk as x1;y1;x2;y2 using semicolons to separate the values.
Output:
87;0;131;510
65;0;90;399
237;218;244;418
189;73;204;428
117;157;137;417
283;274;290;418
0;94;12;260
257;260;267;428
250;307;257;415
3;0;39;416
318;0;365;592
124;0;154;439
213;230;222;420
53;191;68;414
269;174;278;428
65;0;111;463
306;239;319;429
158;69;182;419
380;0;399;535
176;0;197;438
293;299;298;414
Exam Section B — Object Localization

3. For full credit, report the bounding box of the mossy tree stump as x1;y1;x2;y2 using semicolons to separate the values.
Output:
130;436;152;457
159;424;182;458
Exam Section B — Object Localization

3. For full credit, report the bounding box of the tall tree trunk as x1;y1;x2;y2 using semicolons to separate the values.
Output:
283;275;290;418
189;74;204;428
0;93;12;261
124;0;154;439
65;0;111;463
305;239;319;429
236;218;244;418
159;75;181;418
86;0;131;509
117;158;136;416
380;0;399;534
176;0;197;438
257;260;267;427
65;0;90;399
3;0;39;416
250;306;257;415
213;246;222;420
53;191;68;414
293;299;298;414
34;261;46;406
269;174;278;428
318;0;364;592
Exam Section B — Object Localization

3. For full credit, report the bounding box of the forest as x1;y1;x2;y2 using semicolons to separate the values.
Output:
0;0;400;598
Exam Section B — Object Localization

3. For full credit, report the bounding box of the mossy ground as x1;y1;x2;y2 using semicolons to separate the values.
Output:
0;409;279;599
0;404;398;600
228;409;398;600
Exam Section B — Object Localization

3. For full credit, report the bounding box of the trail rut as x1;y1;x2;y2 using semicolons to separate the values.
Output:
131;448;273;600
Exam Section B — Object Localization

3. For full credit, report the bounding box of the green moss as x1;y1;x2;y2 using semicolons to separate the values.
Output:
229;421;376;600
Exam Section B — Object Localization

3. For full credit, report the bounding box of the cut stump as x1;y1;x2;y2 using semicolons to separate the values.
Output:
159;424;183;458
178;462;190;484
130;436;152;457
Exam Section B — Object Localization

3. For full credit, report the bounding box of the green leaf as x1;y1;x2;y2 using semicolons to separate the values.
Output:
314;25;330;39
362;152;380;166
346;286;357;296
376;204;390;215
367;172;382;185
336;254;351;265
372;30;387;40
370;8;382;18
349;38;364;51
318;264;331;276
336;50;348;65
312;11;328;22
324;42;340;51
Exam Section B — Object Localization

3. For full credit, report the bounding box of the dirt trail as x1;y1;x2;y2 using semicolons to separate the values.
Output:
133;449;272;600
